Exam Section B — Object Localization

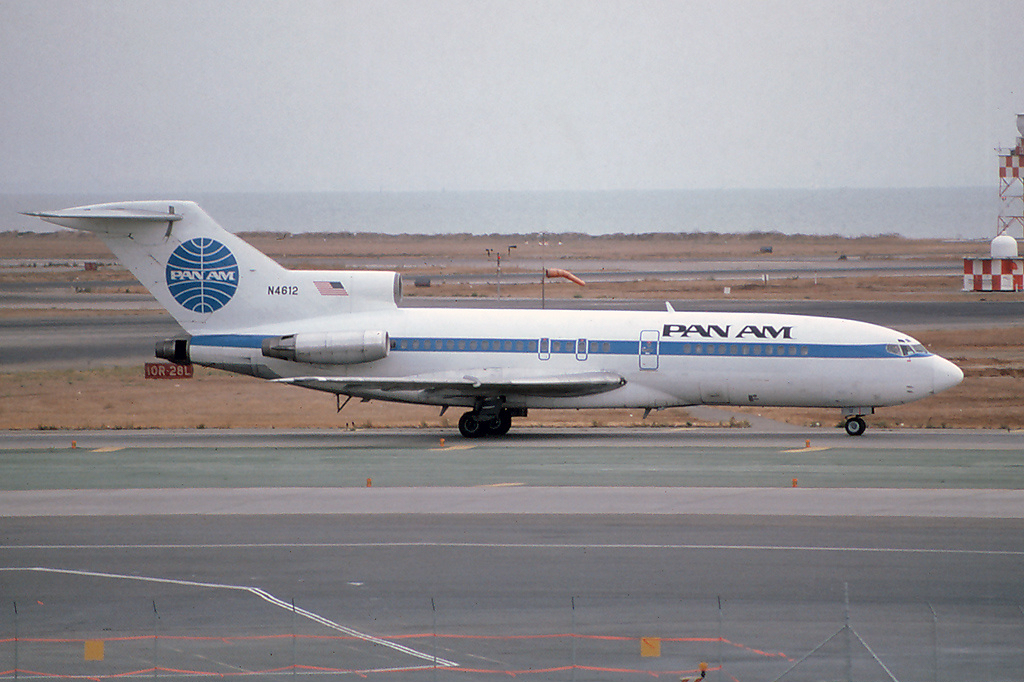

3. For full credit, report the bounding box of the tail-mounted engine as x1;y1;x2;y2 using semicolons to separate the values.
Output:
155;338;190;365
261;330;390;365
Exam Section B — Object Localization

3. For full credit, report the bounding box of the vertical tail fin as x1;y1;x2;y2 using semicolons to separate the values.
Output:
28;201;286;334
28;201;401;335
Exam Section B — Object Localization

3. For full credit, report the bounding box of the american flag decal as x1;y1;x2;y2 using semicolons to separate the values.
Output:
314;280;348;296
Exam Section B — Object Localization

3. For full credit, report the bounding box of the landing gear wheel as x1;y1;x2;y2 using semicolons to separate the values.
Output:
487;408;513;436
459;412;487;438
844;416;867;437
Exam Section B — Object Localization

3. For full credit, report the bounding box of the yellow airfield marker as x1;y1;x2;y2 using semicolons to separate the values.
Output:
84;639;104;661
640;637;661;657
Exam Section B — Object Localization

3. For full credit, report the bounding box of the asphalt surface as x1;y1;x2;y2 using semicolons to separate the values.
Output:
3;513;1021;681
1;428;1023;681
2;428;1024;492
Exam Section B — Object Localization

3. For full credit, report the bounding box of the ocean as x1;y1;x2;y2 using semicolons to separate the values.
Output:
1;188;999;240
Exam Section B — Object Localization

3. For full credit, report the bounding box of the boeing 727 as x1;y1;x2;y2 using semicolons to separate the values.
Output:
28;201;964;438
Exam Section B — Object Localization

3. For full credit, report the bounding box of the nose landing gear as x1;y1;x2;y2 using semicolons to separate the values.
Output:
844;416;867;436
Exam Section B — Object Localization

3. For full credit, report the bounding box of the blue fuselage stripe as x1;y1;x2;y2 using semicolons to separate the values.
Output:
189;335;925;360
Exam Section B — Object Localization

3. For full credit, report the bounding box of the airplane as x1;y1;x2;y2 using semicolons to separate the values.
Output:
27;201;964;438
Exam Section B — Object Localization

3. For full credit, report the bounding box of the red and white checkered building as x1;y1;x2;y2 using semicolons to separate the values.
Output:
963;257;1024;292
965;119;1024;292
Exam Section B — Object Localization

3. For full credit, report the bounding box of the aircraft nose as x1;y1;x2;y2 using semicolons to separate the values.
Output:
932;356;964;394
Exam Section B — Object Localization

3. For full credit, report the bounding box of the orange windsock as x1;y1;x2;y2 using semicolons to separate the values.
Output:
544;268;585;286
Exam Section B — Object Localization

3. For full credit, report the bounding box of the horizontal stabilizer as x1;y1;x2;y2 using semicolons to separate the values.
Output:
24;206;182;231
273;371;627;398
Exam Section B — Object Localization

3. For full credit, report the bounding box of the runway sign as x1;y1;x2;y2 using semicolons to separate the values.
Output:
144;362;194;379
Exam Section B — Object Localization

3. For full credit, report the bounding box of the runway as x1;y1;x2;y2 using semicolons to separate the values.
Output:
1;428;1022;680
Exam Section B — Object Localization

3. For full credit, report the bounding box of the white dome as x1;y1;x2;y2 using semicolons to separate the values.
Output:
991;235;1019;258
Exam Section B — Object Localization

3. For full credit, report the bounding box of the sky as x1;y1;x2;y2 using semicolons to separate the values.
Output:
1;0;1022;194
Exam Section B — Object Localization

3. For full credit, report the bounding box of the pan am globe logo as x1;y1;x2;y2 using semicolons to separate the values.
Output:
165;238;239;313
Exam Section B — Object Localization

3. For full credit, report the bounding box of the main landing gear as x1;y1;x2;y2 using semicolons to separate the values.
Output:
844;416;867;437
457;399;525;438
458;409;512;438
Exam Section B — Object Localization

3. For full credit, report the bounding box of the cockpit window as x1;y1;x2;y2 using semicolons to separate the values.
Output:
886;343;929;357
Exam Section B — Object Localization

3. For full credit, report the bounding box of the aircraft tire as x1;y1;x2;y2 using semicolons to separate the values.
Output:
844;416;867;437
459;412;487;438
488;409;513;436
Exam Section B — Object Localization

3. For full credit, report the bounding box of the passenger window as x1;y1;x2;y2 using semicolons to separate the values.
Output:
788;346;797;356
683;344;691;353
800;346;809;356
515;340;524;351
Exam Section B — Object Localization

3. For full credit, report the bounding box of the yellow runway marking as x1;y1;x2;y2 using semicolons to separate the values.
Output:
476;482;524;488
91;447;125;453
781;446;830;453
429;444;476;452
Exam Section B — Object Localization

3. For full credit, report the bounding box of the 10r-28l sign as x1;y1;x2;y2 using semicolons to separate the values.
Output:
145;363;193;379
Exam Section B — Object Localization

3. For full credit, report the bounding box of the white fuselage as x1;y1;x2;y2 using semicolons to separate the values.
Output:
188;306;963;411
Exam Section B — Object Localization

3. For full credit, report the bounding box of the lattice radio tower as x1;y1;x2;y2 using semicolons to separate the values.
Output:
996;113;1024;238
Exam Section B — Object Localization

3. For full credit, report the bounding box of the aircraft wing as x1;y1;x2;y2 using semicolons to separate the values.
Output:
272;370;626;398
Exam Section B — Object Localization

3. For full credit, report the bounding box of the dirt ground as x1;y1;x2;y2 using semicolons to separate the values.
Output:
2;231;1021;432
0;229;989;263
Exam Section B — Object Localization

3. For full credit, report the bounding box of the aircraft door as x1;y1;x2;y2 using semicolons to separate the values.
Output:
639;330;659;370
576;338;588;361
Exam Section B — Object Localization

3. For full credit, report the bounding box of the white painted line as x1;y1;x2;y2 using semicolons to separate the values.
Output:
5;487;1024;518
0;566;459;668
1;542;1019;556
